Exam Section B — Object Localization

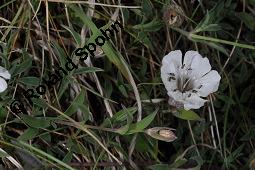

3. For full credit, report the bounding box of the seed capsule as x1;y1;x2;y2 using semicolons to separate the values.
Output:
163;4;184;27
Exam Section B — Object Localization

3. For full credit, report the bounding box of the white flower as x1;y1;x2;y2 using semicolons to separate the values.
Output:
0;66;11;93
161;50;221;110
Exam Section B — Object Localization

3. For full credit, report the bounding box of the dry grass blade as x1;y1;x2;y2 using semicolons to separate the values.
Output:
0;148;23;170
42;0;141;8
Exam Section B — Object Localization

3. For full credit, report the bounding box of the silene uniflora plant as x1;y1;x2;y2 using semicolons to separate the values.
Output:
161;50;221;110
146;50;221;143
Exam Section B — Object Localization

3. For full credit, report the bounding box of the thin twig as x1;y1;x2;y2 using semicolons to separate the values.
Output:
209;95;223;157
208;104;217;148
222;0;245;70
187;120;201;157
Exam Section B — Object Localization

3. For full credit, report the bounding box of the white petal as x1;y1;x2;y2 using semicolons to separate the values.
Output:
194;70;221;97
0;66;11;79
161;59;176;74
167;91;206;110
184;51;212;78
161;62;178;91
161;50;182;91
161;75;177;91
190;57;211;78
0;77;8;93
167;91;183;103
162;50;182;68
183;50;202;67
183;93;207;110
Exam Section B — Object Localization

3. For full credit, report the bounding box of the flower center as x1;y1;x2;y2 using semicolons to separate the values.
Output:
177;76;194;93
168;64;199;95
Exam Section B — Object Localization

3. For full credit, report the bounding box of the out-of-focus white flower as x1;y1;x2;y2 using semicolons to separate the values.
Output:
161;50;221;110
0;66;11;93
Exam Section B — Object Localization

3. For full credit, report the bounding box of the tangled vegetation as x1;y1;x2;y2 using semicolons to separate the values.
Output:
0;0;255;169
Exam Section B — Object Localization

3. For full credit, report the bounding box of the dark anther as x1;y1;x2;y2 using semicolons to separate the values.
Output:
192;90;197;93
168;76;176;81
169;73;175;76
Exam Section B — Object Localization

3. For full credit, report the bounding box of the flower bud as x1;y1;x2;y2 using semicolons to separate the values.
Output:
145;127;177;142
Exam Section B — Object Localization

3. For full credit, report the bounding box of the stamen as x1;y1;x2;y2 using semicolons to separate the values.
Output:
198;85;203;89
182;77;192;91
192;90;197;93
175;66;195;93
188;93;191;97
168;76;176;81
169;73;175;76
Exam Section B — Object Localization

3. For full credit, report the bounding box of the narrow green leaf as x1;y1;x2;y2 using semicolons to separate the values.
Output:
0;106;8;119
62;151;73;163
133;18;163;31
115;124;130;135
51;41;69;66
18;128;39;141
18;141;76;170
147;164;173;170
19;77;40;86
126;109;157;134
21;115;52;128
135;31;153;48
73;67;103;75
62;25;81;45
64;90;90;120
174;109;203;121
12;56;32;76
142;0;153;17
171;158;188;168
64;93;84;116
116;108;158;135
237;12;255;30
111;107;137;123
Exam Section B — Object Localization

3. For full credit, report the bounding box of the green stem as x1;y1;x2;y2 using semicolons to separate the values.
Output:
190;34;255;50
56;120;117;133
